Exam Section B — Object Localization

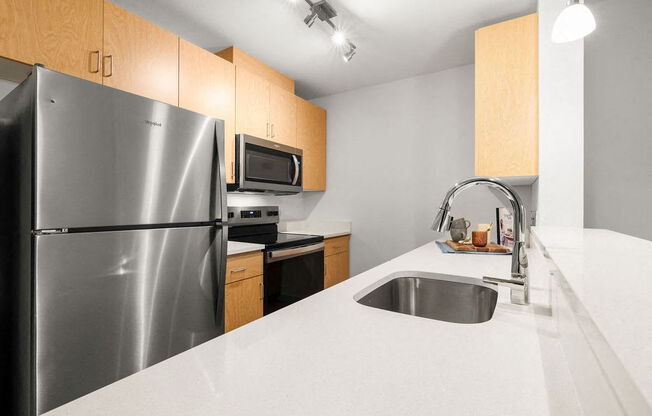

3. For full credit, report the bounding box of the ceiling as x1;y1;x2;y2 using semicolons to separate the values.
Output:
113;0;537;99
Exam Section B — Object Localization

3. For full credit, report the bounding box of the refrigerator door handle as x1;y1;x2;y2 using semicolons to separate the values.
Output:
214;224;228;334
211;121;227;221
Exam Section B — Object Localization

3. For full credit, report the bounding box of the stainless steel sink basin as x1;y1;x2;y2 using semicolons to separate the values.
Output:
354;271;498;324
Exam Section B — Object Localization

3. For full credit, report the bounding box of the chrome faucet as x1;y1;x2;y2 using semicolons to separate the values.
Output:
432;177;529;304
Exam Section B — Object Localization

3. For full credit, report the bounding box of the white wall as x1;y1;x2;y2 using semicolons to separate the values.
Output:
537;0;584;227
584;0;652;240
0;79;18;100
232;64;534;275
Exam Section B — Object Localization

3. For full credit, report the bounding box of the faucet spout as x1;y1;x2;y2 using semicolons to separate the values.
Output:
433;177;529;304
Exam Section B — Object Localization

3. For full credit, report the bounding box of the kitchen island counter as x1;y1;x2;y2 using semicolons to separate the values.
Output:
45;236;595;415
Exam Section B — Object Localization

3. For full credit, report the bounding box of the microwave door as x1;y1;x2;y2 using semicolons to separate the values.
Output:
237;134;302;193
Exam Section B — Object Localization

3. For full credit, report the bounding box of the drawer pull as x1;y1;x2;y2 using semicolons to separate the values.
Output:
230;267;247;273
331;245;341;249
103;55;113;77
89;50;100;73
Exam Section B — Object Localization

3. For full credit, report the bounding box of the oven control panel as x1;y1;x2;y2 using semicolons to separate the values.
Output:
227;206;279;225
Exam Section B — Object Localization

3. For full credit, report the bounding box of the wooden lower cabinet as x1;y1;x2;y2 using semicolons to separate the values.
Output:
324;235;350;289
225;251;264;332
225;274;264;333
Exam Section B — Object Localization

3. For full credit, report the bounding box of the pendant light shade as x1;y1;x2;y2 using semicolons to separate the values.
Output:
552;0;596;43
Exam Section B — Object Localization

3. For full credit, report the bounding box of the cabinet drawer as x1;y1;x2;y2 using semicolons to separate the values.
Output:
226;251;263;284
324;235;349;257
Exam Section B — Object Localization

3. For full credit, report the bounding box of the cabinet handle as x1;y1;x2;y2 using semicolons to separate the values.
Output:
331;245;341;249
271;123;276;138
230;267;247;273
259;282;264;300
231;161;235;180
324;262;328;277
89;50;100;74
266;122;270;138
102;55;113;77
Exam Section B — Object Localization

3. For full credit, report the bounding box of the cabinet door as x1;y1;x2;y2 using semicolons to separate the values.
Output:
225;275;264;332
235;66;269;139
179;39;236;183
324;251;349;289
0;0;103;83
297;97;326;190
103;1;178;105
475;13;538;177
269;83;297;147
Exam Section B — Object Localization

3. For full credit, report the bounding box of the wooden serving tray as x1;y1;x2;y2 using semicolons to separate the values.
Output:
446;240;510;253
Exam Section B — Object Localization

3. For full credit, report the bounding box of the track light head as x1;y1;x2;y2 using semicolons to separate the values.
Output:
304;11;318;27
343;43;356;62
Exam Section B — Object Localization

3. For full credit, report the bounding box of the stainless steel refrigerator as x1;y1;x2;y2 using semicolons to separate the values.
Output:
0;66;228;415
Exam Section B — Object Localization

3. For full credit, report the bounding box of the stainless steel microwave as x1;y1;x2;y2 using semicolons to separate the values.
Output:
228;134;303;194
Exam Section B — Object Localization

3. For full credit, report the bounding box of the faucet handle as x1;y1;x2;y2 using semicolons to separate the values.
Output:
482;275;528;305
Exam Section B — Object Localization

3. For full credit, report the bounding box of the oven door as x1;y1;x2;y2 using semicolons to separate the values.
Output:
236;134;302;194
264;242;324;314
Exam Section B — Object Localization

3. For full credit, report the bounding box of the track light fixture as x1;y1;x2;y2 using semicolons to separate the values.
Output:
343;42;356;62
304;10;318;27
302;0;358;62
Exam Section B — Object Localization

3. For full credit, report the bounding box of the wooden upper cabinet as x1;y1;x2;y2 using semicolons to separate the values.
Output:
103;1;178;105
475;13;538;178
0;0;103;83
297;97;326;190
179;39;236;183
235;66;270;139
217;46;294;93
269;84;297;147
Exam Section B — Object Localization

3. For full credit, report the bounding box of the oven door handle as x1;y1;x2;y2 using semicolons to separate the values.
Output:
291;155;300;186
266;242;324;263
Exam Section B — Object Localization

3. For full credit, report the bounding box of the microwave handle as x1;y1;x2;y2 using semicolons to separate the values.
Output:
291;155;300;185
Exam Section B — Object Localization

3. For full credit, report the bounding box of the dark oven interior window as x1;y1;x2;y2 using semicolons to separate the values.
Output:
264;249;323;315
245;144;298;185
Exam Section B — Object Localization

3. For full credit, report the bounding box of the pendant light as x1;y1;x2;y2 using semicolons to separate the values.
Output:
551;0;596;43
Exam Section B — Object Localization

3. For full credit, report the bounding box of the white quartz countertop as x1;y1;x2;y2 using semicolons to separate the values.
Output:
532;226;652;409
227;241;264;256
45;239;581;415
278;220;351;239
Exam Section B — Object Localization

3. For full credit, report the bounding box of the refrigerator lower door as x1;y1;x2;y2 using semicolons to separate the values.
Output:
33;225;226;414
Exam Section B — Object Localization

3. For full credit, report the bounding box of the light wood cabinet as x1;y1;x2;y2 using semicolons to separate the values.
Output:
235;67;297;147
475;13;538;178
324;235;350;289
103;0;179;105
225;274;263;333
179;39;236;183
297;97;326;190
0;0;103;83
324;251;349;289
235;66;270;139
216;46;294;93
269;84;297;147
225;251;264;332
225;251;263;284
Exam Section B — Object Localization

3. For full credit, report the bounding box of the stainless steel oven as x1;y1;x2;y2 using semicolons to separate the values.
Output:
264;241;324;314
229;134;303;194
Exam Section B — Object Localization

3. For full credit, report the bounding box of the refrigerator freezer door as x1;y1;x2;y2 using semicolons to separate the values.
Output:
34;67;226;230
33;225;226;414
